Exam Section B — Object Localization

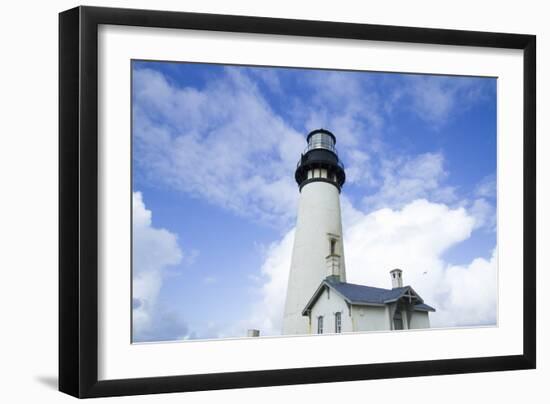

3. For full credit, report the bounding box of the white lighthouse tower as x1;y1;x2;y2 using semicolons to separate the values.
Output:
282;129;346;335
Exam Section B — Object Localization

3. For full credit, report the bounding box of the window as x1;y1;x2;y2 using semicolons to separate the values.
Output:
317;316;324;334
330;239;336;255
309;132;335;152
335;312;342;333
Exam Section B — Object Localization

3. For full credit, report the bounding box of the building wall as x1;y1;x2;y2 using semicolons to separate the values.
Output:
409;311;430;329
308;288;432;333
307;287;352;334
351;305;390;331
283;181;346;335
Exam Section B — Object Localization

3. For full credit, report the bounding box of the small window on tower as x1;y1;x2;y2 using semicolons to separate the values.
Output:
330;239;336;255
317;316;324;334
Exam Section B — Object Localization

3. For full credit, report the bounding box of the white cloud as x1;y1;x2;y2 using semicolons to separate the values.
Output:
398;76;491;126
475;174;497;199
133;67;490;232
469;197;496;231
406;76;455;125
133;67;303;227
132;191;188;342
248;68;283;94
462;174;497;232
344;149;377;186
228;229;295;337
435;249;497;327
246;198;496;335
363;152;456;210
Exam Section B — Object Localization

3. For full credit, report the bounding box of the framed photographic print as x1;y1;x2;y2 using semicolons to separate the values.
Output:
59;6;536;398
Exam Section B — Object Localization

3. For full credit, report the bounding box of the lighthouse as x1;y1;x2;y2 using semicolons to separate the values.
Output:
282;129;346;335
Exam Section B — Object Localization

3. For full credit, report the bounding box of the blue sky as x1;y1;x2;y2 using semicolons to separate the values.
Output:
131;60;497;342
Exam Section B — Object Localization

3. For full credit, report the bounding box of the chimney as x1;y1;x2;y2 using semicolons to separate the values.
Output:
247;329;260;337
390;268;403;289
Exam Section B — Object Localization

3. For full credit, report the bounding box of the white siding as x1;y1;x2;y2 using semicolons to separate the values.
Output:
351;305;390;331
409;311;430;329
308;288;352;334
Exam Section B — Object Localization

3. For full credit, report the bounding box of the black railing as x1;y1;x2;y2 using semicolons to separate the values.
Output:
296;158;344;170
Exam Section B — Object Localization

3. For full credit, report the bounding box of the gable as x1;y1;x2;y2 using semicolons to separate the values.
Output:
329;281;424;305
307;286;349;316
301;283;336;315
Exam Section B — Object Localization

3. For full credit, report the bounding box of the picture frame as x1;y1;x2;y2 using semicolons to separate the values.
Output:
59;5;536;398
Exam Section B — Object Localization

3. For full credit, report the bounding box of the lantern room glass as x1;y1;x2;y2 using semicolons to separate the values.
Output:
306;132;336;153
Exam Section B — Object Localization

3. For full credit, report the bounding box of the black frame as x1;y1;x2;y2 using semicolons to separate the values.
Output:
59;6;536;398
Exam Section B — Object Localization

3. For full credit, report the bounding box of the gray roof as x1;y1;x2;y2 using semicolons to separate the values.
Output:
302;277;436;314
329;280;408;304
413;303;436;312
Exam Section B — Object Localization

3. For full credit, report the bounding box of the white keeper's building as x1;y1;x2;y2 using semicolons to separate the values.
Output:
281;129;435;336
